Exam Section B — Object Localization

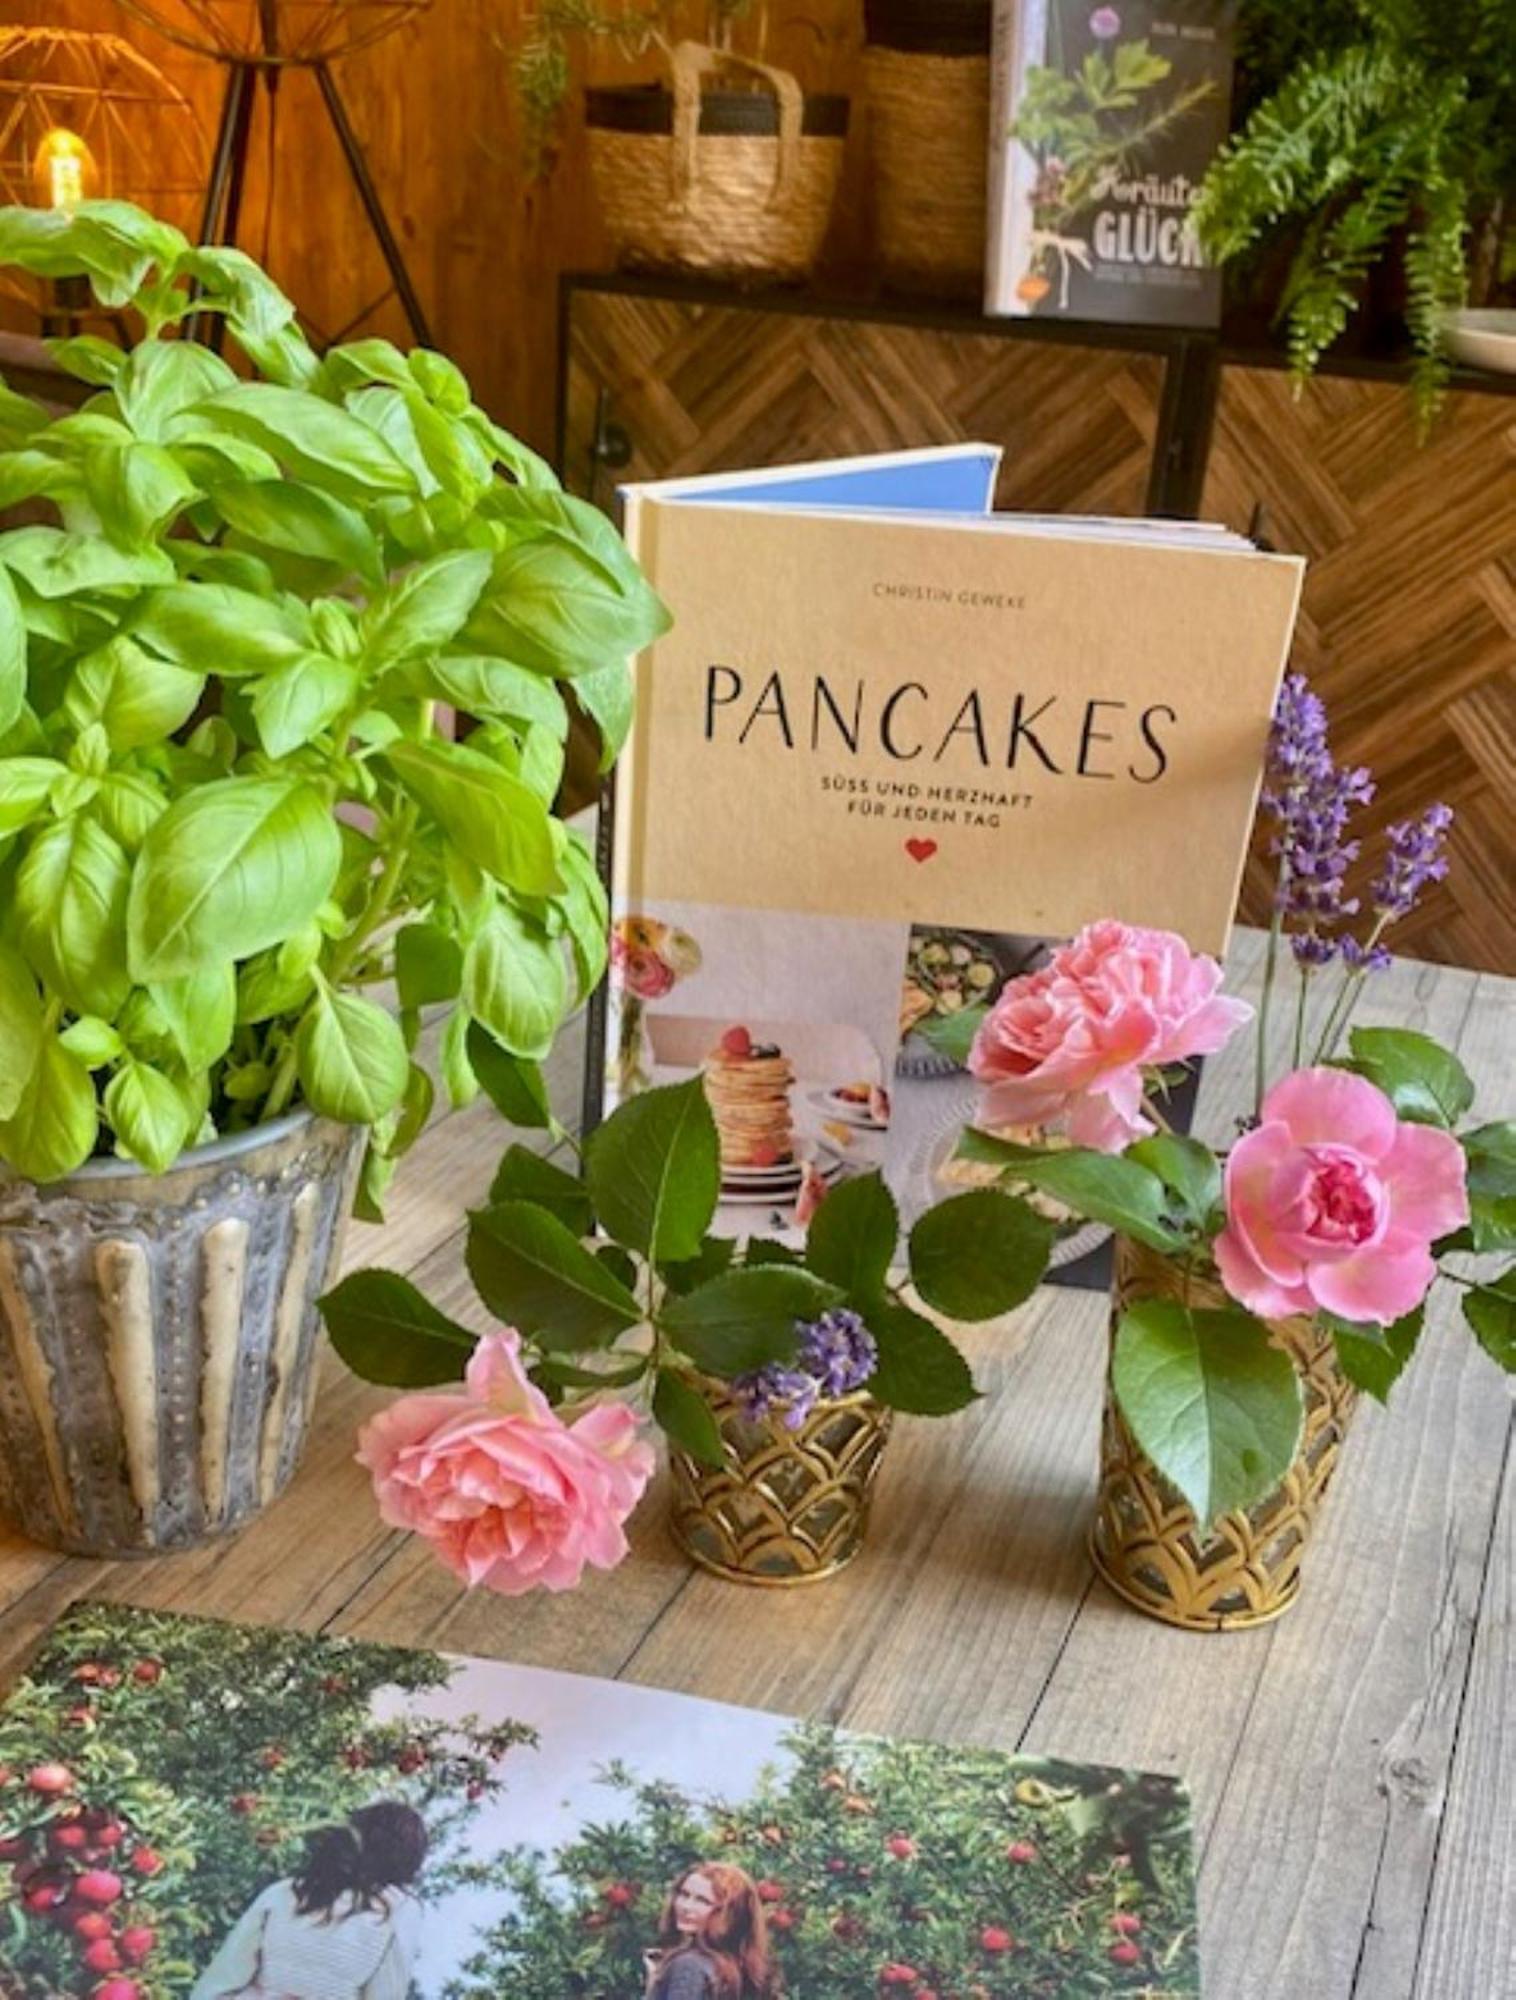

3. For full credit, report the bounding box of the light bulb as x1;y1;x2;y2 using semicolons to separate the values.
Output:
34;129;94;213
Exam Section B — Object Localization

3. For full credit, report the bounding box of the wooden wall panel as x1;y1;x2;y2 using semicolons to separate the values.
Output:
1207;364;1516;974
563;289;1168;515
3;0;863;453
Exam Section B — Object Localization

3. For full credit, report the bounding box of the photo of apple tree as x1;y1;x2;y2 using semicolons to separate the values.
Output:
0;1603;532;1998
445;1724;1199;1999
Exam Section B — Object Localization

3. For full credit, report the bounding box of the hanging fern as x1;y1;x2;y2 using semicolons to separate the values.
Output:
1195;1;1515;427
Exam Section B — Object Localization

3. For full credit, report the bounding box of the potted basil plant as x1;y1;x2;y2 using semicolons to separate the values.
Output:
0;201;668;1560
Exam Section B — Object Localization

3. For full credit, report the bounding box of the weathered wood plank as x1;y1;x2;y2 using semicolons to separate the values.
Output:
1408;1435;1516;2000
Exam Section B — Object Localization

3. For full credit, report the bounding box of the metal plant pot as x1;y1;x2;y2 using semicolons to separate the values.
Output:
0;1113;364;1558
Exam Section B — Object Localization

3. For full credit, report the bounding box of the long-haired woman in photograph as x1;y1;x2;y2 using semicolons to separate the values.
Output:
190;1800;428;1999
643;1861;779;1999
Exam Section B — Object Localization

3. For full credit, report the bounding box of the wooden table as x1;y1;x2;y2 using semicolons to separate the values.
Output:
1;934;1511;1999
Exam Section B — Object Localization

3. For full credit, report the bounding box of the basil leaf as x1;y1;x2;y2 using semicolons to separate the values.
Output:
586;1077;719;1264
294;986;409;1125
394;922;463;1009
467;1023;552;1129
359;549;492;668
104;1058;195;1173
466;1199;641;1351
440;1005;478;1109
193;382;417;497
573;660;635;771
0;564;24;740
661;1267;838;1377
64;635;204;751
81;442;197;545
148;962;237;1072
0;1033;98;1183
44;335;126;388
16;816;132;1017
58;1015;124;1067
210;478;383;587
320;1269;476;1388
130;581;308;675
251;652;360;756
556;829;609;1004
805;1171;899;1299
384;739;561;895
128;776;342;981
418;655;570;736
0;944;44;1121
1112;1298;1305;1530
462;903;568;1061
116;339;238;440
468;528;670;677
0;757;66;837
0;524;175;598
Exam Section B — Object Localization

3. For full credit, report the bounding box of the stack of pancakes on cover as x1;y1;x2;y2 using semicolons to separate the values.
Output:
702;1027;794;1168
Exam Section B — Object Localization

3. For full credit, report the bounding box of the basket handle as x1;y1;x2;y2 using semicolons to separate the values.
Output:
668;39;805;212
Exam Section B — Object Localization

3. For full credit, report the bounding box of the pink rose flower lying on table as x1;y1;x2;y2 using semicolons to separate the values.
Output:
968;920;1252;1151
357;1331;655;1595
1214;1068;1468;1323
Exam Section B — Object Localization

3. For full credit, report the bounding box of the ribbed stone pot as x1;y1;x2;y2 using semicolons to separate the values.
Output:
0;1112;364;1558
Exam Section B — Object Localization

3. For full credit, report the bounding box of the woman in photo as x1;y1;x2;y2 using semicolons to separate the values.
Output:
191;1800;427;2000
643;1862;778;1999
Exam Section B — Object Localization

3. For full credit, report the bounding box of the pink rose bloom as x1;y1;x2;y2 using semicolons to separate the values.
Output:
611;933;676;1001
357;1331;655;1596
1214;1068;1468;1324
968;921;1252;1151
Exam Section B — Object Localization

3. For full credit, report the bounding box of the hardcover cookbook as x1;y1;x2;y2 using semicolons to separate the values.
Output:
593;446;1303;1261
986;0;1238;325
0;1602;1200;1996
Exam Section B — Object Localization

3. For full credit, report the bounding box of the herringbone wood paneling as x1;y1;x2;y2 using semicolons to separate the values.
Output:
564;293;1168;517
1207;365;1516;974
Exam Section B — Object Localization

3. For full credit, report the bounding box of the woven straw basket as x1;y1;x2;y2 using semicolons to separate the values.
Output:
1091;1236;1360;1631
864;0;990;297
587;41;848;282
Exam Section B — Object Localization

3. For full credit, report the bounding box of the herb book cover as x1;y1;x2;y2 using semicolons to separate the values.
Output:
593;447;1301;1264
0;1601;1200;1996
985;1;1237;325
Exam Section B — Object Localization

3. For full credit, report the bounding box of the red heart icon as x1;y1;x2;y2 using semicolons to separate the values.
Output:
905;838;938;864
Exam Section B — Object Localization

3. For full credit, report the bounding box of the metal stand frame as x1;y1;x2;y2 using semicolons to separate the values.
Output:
193;47;432;349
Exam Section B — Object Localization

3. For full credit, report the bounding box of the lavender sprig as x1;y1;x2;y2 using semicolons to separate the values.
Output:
1257;677;1373;1096
731;1308;878;1430
1314;802;1455;1060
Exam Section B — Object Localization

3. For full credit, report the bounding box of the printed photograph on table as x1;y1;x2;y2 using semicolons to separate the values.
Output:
606;898;907;1240
0;1603;1200;1997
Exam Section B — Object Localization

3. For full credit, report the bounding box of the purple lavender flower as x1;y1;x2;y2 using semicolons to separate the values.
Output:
730;1308;878;1429
1261;673;1331;817
1340;936;1393;973
1371;804;1454;918
732;1365;819;1432
1090;6;1121;37
1291;931;1338;967
1272;760;1374;935
799;1308;878;1398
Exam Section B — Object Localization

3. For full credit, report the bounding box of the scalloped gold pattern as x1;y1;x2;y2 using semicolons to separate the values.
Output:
670;1385;893;1587
1090;1236;1360;1631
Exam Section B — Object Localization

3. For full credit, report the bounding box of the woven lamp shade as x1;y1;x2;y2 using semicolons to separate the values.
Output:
0;28;206;308
114;0;432;66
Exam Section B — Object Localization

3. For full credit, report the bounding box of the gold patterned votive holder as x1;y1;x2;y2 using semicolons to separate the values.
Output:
669;1382;894;1587
1090;1235;1360;1632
